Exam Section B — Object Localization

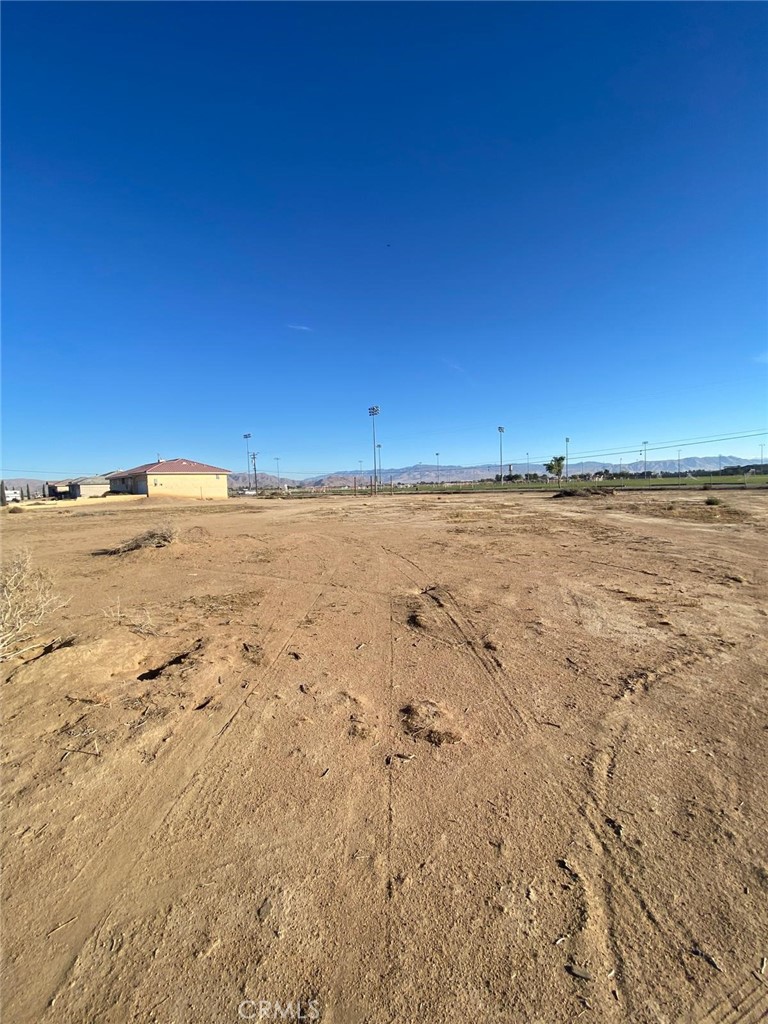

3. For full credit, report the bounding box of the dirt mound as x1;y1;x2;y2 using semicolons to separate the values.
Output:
400;700;461;746
182;525;211;543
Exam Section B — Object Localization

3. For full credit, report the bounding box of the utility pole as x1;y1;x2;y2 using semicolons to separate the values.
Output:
498;426;505;485
251;451;259;493
243;433;252;490
565;437;570;481
526;452;529;482
368;406;380;495
436;452;440;486
643;440;648;482
677;449;681;487
274;457;280;489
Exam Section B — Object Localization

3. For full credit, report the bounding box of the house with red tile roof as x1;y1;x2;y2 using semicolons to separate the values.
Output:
107;459;230;499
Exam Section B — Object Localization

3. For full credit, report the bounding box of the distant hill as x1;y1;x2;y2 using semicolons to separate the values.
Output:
297;455;754;486
228;472;300;490
3;478;46;494
4;455;760;494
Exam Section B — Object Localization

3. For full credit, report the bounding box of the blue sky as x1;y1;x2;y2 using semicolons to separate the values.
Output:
2;2;767;479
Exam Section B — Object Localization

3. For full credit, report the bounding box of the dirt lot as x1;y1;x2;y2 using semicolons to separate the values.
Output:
2;491;767;1023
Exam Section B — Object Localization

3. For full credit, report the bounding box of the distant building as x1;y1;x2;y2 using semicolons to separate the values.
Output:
107;458;230;499
47;476;111;499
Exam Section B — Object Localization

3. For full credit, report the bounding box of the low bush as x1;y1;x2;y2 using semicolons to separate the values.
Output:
102;521;179;555
1;551;67;661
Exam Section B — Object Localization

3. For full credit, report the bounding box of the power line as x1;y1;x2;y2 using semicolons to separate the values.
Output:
4;429;766;480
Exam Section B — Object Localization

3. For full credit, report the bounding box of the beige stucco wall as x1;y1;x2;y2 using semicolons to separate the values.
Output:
146;473;228;499
77;483;111;498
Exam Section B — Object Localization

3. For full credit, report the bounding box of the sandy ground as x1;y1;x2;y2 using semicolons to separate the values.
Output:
1;491;767;1024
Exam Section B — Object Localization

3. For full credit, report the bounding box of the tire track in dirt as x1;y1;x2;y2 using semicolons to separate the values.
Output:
25;543;350;1022
377;540;739;1020
322;546;393;1024
688;970;768;1024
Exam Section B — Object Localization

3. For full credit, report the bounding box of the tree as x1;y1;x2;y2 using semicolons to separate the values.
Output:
0;482;6;508
26;484;31;500
545;456;566;485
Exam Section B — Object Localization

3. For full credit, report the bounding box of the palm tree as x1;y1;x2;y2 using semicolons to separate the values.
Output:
545;456;566;486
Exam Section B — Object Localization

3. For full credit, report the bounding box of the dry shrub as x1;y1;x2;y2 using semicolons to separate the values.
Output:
0;551;68;661
105;521;179;555
104;598;161;636
553;487;613;499
8;506;24;514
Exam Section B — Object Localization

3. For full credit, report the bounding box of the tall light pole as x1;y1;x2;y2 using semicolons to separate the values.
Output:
436;452;440;486
243;433;252;490
376;443;382;487
565;437;570;481
274;457;281;489
368;406;380;494
252;451;259;493
498;426;505;485
643;440;648;482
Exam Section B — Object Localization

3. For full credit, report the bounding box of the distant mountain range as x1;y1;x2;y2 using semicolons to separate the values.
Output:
5;455;761;494
229;454;758;487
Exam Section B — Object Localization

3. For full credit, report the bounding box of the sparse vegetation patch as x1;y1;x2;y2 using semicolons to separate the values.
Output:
101;522;179;555
0;551;68;662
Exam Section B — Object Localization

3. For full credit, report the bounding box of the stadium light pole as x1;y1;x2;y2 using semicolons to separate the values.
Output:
565;437;570;481
376;443;382;487
252;451;259;493
643;440;648;482
436;452;440;486
274;457;281;489
498;426;505;485
368;406;380;494
243;433;252;490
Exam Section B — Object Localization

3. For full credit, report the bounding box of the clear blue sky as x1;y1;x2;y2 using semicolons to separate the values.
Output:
3;1;767;479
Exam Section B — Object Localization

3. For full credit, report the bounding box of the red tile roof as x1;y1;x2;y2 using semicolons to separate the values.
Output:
107;459;230;477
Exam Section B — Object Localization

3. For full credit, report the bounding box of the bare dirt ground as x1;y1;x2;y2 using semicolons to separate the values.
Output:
2;491;767;1024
